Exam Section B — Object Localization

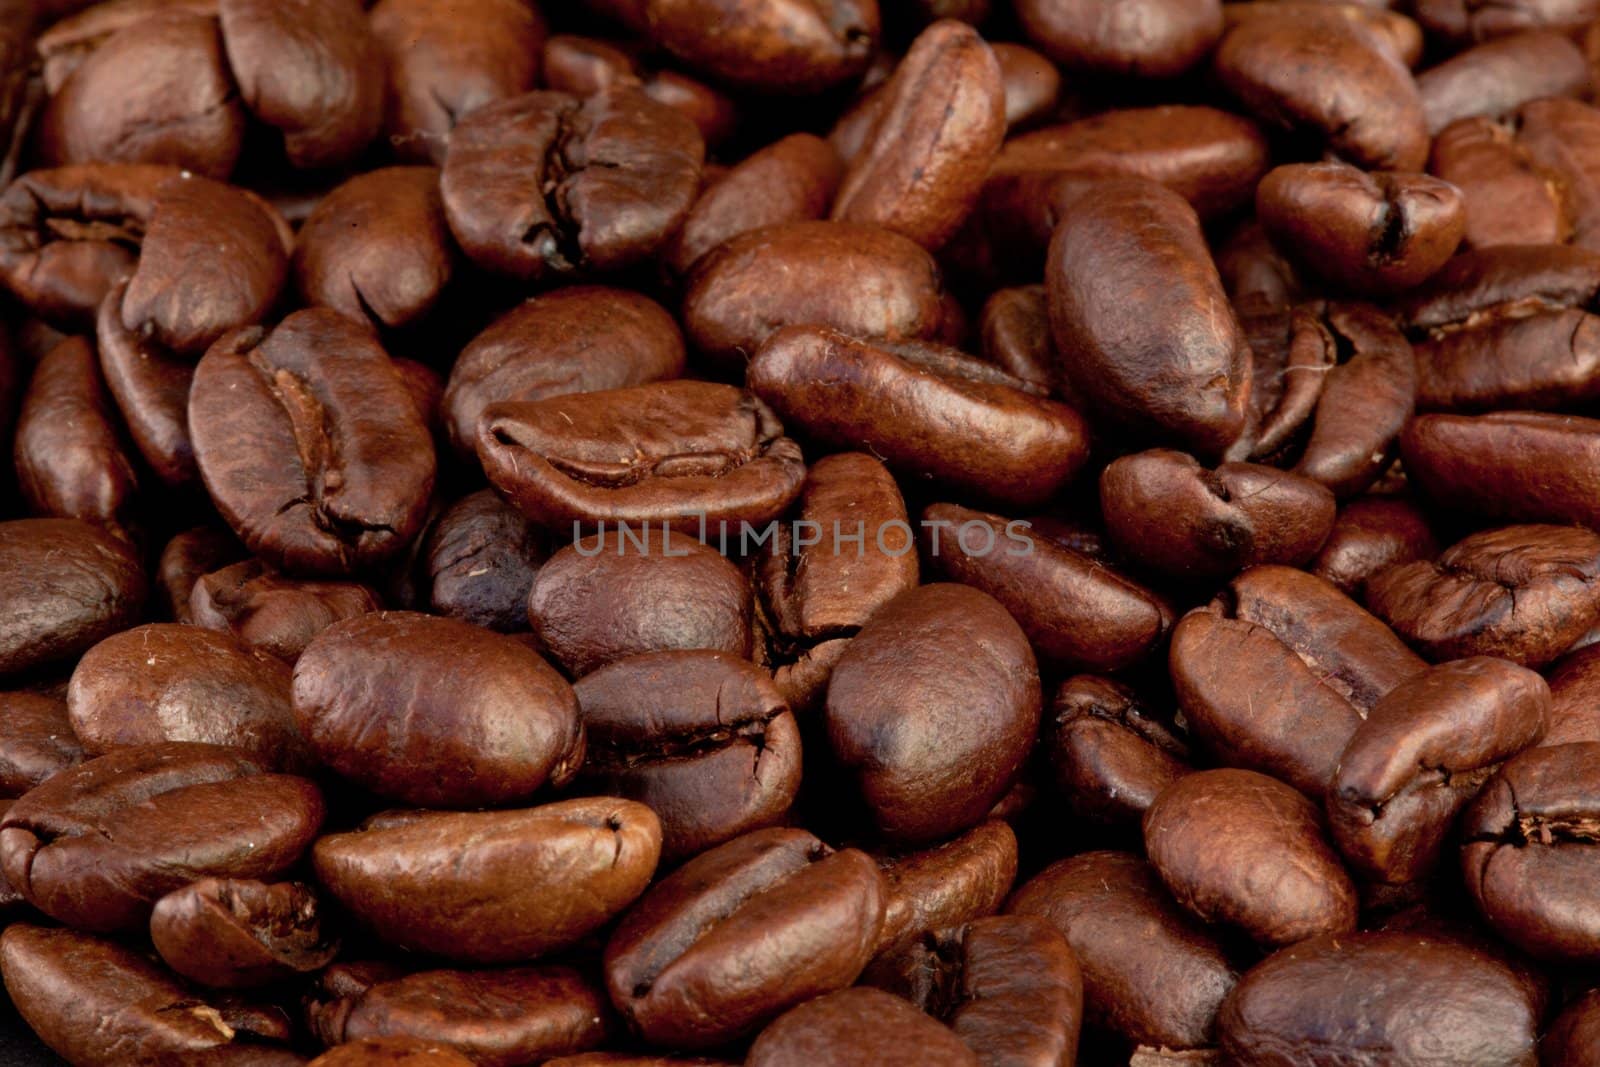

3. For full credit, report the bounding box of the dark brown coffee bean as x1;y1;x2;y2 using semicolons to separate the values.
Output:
1515;97;1600;252
369;0;545;163
0;691;81;797
67;623;307;770
1171;565;1425;796
604;827;887;1048
157;526;246;624
1256;162;1464;295
1417;0;1600;44
150;878;338;989
528;529;752;677
95;279;196;488
1145;769;1357;947
310;1038;474;1066
990;42;1060;130
1461;741;1600;962
14;334;141;536
189;559;382;663
1217;931;1541;1065
1100;450;1336;582
0;923;300;1064
749;328;1088;509
1428;114;1572;250
0;518;146;678
574;650;800;862
1545;643;1600;745
1015;0;1221;76
750;987;977;1066
307;965;611;1067
1366;524;1600;667
1214;10;1428;170
0;163;172;329
218;0;384;169
478;381;805;534
443;287;684;457
1403;413;1600;530
1328;657;1548;885
1047;178;1251;459
38;11;246;179
422;490;547;633
1221;2;1424;67
0;742;323;930
978;284;1052;388
189;309;436;576
1007;851;1238;1050
827;584;1039;843
1311;495;1439;595
293;167;454;332
1417;30;1590;135
871;820;1018;958
541;34;740;150
832;20;1003;251
682;220;945;368
1543;987;1600;1066
1047;675;1191;830
924;501;1172;673
314;798;660;963
294;611;582;806
441;87;703;281
644;0;879;94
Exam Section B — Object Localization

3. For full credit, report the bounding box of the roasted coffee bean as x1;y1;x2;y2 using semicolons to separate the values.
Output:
1366;524;1600;667
0;923;301;1064
0;518;146;678
1214;9;1428;170
443;286;685;457
1100;450;1336;582
479;381;805;534
1008;851;1238;1050
0;742;323;930
190;559;381;663
1403;413;1600;530
157;526;246;624
66;622;306;770
441;87;704;282
1546;643;1600;745
1047;178;1251;459
604;827;886;1048
1171;565;1425;796
1461;741;1600;962
748;987;975;1066
749;328;1088;509
307;965;611;1066
1255;162;1464;295
150;877;338;989
38;11;246;179
1221;2;1425;67
1428;113;1571;250
923;501;1172;673
573;650;800;862
1544;987;1600;1066
369;0;545;164
1416;0;1600;44
14;334;141;535
871;820;1018;958
1417;30;1590;135
314;798;660;963
1047;675;1191;830
311;1038;475;1066
643;0;879;94
826;584;1039;843
831;20;1003;251
293;168;454;333
218;0;384;169
1311;495;1439;595
1217;931;1542;1065
1145;769;1357;947
422;490;547;633
1514;98;1600;251
293;611;581;807
0;691;82;797
978;285;1052;388
96;279;196;488
541;34;739;150
189;309;436;576
527;530;752;677
1015;0;1220;76
990;43;1060;130
865;915;1081;1067
682;220;944;367
1328;657;1548;885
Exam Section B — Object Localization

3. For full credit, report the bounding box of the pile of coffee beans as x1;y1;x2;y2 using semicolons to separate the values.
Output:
4;0;1600;1063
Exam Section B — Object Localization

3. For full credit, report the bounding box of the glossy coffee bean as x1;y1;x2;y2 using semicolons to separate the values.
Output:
574;650;800;862
1366;524;1600;667
1016;0;1220;76
190;309;436;576
1047;675;1191;830
422;490;548;633
1546;643;1600;746
314;798;660;963
0;518;146;678
603;827;886;1048
978;284;1052;388
826;584;1039;843
1543;987;1600;1067
1428;112;1571;251
871;819;1018;958
1310;495;1439;595
1403;413;1600;530
0;742;323;931
0;691;82;797
95;279;197;488
1417;30;1590;135
1329;657;1547;887
150;877;338;989
293;611;582;807
310;1038;474;1066
643;0;880;94
66;622;306;770
189;559;381;663
748;987;975;1066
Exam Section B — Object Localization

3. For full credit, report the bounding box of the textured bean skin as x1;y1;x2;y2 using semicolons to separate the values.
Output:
0;692;82;796
748;987;977;1067
643;0;880;94
150;877;338;989
423;490;548;633
0;518;146;679
871;820;1018;958
1016;0;1221;77
189;559;382;663
1047;675;1191;830
1402;413;1600;531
